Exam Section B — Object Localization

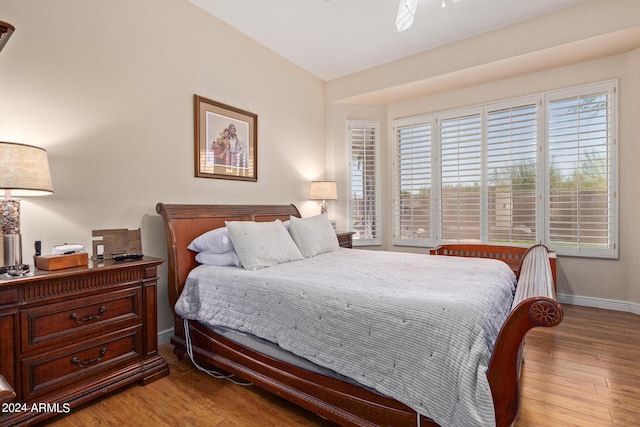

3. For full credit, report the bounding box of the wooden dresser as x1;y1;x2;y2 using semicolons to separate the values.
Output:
0;257;169;426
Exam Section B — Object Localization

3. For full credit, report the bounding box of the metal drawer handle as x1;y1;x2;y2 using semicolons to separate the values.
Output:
71;347;107;368
70;306;106;323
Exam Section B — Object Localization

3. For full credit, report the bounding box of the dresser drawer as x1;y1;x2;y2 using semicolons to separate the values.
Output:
21;326;142;400
21;287;142;353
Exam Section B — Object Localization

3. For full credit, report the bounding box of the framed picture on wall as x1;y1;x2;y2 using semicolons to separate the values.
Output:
194;94;257;181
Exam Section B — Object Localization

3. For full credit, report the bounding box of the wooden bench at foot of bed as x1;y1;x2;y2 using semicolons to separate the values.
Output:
430;244;557;289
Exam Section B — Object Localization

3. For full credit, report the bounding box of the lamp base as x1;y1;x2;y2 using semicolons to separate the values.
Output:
320;200;328;215
1;233;22;268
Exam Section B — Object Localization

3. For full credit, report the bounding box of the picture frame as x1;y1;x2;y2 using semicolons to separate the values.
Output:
194;94;257;181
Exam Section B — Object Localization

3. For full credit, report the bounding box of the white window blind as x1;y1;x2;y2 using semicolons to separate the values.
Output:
388;80;616;258
439;111;482;243
546;82;616;257
392;116;433;246
348;121;381;246
486;102;539;246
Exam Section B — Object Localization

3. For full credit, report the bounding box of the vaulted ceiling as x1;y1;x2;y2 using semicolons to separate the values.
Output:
191;0;589;81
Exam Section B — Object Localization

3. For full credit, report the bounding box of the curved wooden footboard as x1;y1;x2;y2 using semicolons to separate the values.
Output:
488;296;563;426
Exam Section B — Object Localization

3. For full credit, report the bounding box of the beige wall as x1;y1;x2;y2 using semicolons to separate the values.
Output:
327;0;640;312
621;48;640;307
0;0;326;332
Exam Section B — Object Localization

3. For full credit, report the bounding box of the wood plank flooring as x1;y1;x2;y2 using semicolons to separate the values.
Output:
514;304;640;426
41;304;640;426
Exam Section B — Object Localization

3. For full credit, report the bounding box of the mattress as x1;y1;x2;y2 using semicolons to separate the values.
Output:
175;249;516;427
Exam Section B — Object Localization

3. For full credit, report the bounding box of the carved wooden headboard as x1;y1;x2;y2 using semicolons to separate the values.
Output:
155;203;301;312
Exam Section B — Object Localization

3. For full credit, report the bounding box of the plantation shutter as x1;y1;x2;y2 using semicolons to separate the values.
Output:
546;83;616;256
393;116;433;246
486;102;538;246
348;121;380;246
439;112;482;243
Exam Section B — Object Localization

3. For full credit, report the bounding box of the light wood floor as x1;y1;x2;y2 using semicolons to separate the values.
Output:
41;304;640;426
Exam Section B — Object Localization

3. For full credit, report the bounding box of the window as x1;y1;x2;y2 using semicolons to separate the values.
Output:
392;81;617;258
545;82;617;257
439;110;483;243
486;100;540;246
348;121;381;246
393;116;433;246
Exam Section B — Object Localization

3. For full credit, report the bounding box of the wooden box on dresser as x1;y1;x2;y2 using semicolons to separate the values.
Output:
0;257;169;426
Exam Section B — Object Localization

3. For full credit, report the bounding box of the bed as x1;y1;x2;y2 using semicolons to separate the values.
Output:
156;202;562;427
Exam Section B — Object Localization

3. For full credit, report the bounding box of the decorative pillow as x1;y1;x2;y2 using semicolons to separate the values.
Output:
188;227;233;254
195;251;242;267
225;219;303;270
288;214;339;258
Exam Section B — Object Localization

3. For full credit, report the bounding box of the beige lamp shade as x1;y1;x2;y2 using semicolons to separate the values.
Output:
0;142;54;197
310;181;337;201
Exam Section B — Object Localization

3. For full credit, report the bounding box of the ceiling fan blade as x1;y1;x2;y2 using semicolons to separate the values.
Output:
396;0;419;32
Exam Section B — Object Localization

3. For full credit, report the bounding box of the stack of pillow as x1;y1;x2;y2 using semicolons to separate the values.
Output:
188;214;340;270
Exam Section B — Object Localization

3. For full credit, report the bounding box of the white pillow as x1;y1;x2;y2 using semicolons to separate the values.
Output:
195;251;242;267
188;227;233;254
225;219;303;270
288;214;339;258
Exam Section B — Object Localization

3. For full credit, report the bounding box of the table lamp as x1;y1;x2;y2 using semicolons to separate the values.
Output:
310;181;337;215
0;142;54;270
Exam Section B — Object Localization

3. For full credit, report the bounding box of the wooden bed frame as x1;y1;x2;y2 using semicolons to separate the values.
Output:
156;203;563;427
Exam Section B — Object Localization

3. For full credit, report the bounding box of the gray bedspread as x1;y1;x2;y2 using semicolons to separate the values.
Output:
175;249;516;426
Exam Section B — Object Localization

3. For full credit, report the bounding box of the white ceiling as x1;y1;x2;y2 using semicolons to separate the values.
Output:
190;0;589;81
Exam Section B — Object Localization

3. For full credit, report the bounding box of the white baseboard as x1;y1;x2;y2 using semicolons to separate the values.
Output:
557;293;640;315
158;327;174;345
